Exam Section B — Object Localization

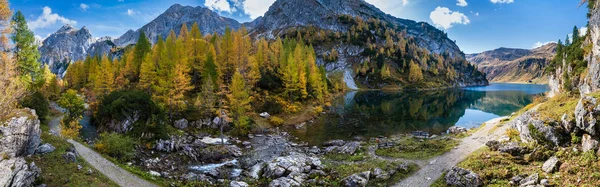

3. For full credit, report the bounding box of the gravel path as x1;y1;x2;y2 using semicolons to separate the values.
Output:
393;116;511;187
67;139;159;187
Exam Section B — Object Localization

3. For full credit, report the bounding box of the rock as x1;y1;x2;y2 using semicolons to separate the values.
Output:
294;123;305;129
288;172;308;184
77;165;82;170
104;110;141;133
540;179;550;186
498;142;524;156
230;181;249;187
35;143;55;154
62;152;77;163
445;167;481;187
498;135;511;142
372;168;389;180
542;156;560;173
308;146;321;154
582;134;599;152
248;163;263;179
263;163;286;178
149;170;161;177
0;109;42;157
181;172;213;183
309;170;326;177
341;171;370;187
575;96;600;136
509;174;526;185
260;112;271;118
510;111;565;146
201;137;228;145
485;140;501;151
269;177;301;187
87;169;93;175
448;126;468;134
262;152;322;179
561;114;574;132
174;118;189;130
242;141;252;146
324;146;339;153
323;140;345;146
338;142;361;155
519;173;539;186
0;158;41;187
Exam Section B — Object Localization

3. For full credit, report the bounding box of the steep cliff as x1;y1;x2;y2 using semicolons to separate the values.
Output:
38;25;94;76
0;109;42;187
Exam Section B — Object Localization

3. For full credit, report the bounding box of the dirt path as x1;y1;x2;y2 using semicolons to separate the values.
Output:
393;116;511;187
49;102;157;187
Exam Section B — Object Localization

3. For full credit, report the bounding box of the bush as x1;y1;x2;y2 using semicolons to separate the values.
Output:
269;116;284;126
20;91;49;121
95;133;135;161
96;90;166;140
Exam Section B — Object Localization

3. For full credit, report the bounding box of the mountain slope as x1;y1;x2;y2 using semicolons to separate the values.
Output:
38;25;95;76
114;4;241;47
467;43;556;83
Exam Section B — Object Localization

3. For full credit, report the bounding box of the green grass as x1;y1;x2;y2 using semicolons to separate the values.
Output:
375;137;459;159
430;172;448;187
323;148;367;162
537;94;579;121
323;159;419;186
27;131;119;187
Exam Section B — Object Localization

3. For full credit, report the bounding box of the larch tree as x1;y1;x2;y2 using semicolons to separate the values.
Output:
228;69;252;134
0;0;25;119
408;60;423;83
131;31;152;80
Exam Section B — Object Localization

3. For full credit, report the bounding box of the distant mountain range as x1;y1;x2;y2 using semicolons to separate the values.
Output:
39;0;487;88
467;43;557;84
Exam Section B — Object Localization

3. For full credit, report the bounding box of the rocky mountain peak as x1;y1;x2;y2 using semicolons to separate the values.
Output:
56;24;77;33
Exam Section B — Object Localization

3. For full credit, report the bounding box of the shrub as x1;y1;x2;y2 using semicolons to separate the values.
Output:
95;133;135;161
505;128;521;142
61;119;82;139
571;132;582;144
96;90;166;140
269;116;285;126
313;106;324;115
20;91;49;121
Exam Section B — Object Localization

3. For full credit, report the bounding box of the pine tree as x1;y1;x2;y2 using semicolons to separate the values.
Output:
11;10;43;89
573;26;580;43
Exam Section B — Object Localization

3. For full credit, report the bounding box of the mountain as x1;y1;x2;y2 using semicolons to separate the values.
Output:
114;4;241;47
467;43;556;83
246;0;486;89
38;25;96;76
248;0;463;58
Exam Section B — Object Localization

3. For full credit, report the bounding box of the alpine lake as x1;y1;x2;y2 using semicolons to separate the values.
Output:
287;83;549;145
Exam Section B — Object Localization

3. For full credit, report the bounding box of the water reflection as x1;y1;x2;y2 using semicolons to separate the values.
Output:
290;84;548;145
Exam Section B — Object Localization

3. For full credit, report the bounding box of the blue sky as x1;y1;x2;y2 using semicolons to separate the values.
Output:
10;0;588;53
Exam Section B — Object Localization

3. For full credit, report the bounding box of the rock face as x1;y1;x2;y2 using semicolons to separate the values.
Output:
0;109;42;187
575;96;600;136
582;134;599;152
467;43;556;84
445;167;481;187
114;4;241;47
38;25;95;76
510;111;566;146
341;171;370;187
542;156;560;173
580;0;600;95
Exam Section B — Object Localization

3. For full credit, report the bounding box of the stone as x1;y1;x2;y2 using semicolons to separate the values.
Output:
87;169;93;175
510;111;565;146
509;174;526;185
149;170;161;177
448;126;468;134
288;172;308;184
342;171;370;187
0;158;41;187
519;173;539;186
338;142;361;155
323;140;345;146
540;179;550;186
0;109;42;157
582;134;599;152
561;113;574;132
309;170;326;177
324;146;339;153
242;141;252;146
263;163;286;178
445;167;481;187
372;168;389;180
35;143;55;154
174;118;189;129
260;112;271;118
77;165;82;170
485;140;501;151
62;152;77;163
542;156;560;173
269;177;301;187
499;142;524;156
201;136;229;145
498;135;511;142
230;181;249;187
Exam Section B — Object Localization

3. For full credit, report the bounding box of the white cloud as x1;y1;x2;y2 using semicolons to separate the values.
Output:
429;7;470;30
80;3;89;11
28;6;77;31
490;0;514;4
580;26;588;36
476;12;479;16
457;0;468;7
127;9;137;16
532;41;555;49
204;0;234;13
242;0;276;19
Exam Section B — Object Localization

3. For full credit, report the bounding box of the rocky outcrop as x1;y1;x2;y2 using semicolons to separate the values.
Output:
467;43;556;84
580;1;600;95
39;25;94;76
510;111;566;146
498;142;525;156
341;171;370;187
0;109;42;187
575;96;600;136
582;134;599;152
444;167;481;187
114;4;241;47
542;156;560;173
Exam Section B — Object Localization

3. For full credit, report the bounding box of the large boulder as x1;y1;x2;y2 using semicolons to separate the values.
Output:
0;158;41;187
104;111;140;133
35;143;55;154
448;126;468;134
542;156;560;173
445;167;481;187
575;96;600;136
0;109;42;157
498;142;525;156
262;152;322;179
269;177;301;187
342;171;370;187
510;111;565;146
